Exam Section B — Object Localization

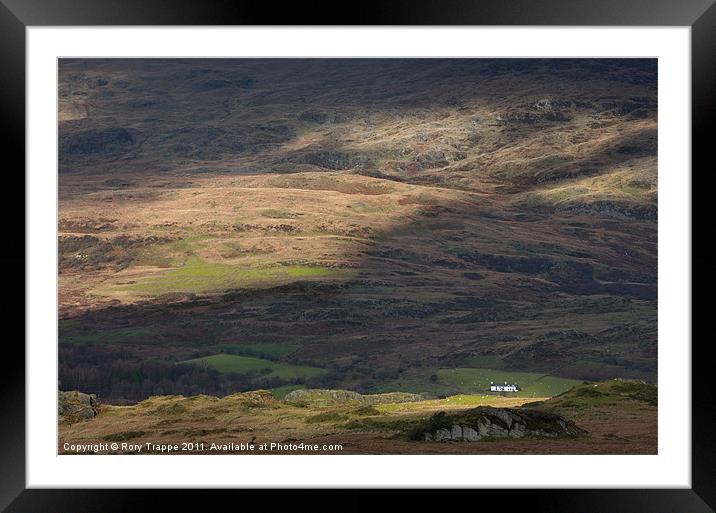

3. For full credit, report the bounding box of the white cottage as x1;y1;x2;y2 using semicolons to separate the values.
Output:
490;381;519;392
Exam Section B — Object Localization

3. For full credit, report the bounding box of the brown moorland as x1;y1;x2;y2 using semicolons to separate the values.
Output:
58;59;656;453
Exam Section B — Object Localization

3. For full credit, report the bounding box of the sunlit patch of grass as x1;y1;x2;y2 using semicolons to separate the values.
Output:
370;368;582;398
522;379;657;410
436;368;582;398
265;173;395;196
519;167;656;208
109;258;343;296
133;235;214;268
375;394;537;414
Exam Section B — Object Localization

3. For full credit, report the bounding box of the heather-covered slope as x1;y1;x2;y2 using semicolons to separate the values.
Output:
58;59;657;403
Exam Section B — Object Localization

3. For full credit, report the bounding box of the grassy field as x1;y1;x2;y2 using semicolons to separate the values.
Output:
369;376;458;396
437;368;583;397
182;353;326;380
132;236;214;268
375;394;540;413
270;384;306;399
111;258;340;296
370;368;582;398
524;379;657;409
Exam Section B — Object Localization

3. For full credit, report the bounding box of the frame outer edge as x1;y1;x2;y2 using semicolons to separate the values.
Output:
0;0;715;26
2;0;715;509
0;0;27;511
692;1;716;510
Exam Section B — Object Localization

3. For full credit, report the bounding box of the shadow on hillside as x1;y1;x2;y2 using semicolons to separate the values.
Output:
57;58;658;402
59;188;658;402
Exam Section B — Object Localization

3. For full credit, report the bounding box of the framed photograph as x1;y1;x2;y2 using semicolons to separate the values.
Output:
3;0;714;510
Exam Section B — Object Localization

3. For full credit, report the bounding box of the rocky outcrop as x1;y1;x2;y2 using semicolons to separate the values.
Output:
59;391;100;423
498;99;573;124
59;127;134;157
412;150;449;170
284;389;424;407
415;407;586;442
298;110;339;124
292;150;355;170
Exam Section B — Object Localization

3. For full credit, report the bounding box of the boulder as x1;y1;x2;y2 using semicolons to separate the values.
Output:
58;390;100;423
434;428;452;442
414;407;586;442
463;426;480;441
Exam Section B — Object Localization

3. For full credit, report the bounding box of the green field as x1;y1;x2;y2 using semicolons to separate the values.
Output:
221;342;301;359
369;375;459;396
111;258;340;295
370;368;582;398
270;384;306;399
182;353;326;380
132;236;213;268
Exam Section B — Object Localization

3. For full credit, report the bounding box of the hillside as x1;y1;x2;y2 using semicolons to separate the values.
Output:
58;59;657;404
59;380;657;454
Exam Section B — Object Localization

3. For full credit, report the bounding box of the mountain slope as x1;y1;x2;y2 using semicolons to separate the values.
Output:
58;59;657;402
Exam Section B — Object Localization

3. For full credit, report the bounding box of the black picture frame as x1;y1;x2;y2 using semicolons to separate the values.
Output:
2;1;713;510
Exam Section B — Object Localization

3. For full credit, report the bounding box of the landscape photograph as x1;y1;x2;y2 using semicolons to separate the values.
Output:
57;58;657;454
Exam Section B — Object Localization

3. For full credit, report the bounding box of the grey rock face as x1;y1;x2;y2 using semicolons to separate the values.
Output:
284;389;363;406
509;422;526;438
434;429;452;442
419;406;586;442
284;389;423;407
58;390;100;423
451;425;463;439
493;408;513;429
488;423;509;438
463;426;480;441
